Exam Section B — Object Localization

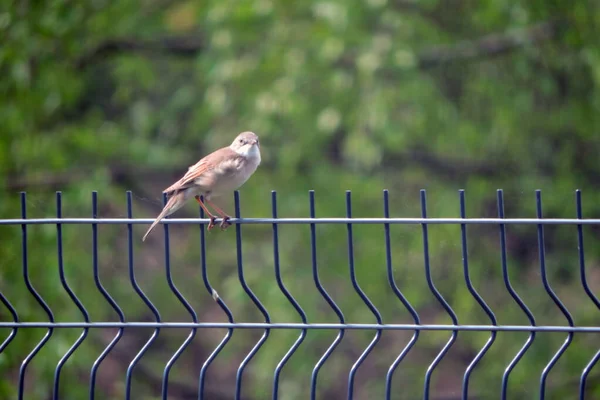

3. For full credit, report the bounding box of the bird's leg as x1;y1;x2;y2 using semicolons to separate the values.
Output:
204;198;232;230
194;195;217;231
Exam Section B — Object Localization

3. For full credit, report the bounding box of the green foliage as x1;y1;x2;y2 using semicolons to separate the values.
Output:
1;0;599;398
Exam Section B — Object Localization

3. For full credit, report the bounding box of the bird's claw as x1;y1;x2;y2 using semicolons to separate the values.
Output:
207;216;217;231
220;216;231;230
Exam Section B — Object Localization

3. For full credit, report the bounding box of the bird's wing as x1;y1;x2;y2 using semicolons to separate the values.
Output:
162;146;236;194
162;159;212;194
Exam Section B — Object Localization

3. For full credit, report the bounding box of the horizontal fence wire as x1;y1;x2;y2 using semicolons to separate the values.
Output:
4;217;600;225
0;322;599;331
0;189;599;400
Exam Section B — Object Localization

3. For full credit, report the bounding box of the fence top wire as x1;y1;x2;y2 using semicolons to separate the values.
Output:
1;217;600;225
0;322;599;333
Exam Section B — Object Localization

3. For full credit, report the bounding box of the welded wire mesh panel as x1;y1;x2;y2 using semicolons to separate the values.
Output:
0;189;599;399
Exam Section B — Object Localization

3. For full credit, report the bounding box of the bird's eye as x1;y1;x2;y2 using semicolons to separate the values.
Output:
239;139;243;143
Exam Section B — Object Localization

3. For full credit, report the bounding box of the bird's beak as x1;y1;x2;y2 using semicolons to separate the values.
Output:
252;139;259;147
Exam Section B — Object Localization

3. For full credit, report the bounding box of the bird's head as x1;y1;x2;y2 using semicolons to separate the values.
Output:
230;131;260;158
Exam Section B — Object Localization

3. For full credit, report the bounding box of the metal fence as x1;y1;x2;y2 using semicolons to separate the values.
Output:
0;189;599;400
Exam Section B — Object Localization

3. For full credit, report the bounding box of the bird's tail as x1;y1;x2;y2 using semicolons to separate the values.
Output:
142;191;187;241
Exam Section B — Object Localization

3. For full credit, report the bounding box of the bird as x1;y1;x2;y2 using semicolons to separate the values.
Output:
142;131;261;241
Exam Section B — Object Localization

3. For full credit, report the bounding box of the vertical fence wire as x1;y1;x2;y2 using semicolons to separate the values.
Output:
345;191;383;399
497;189;536;400
0;286;17;355
309;190;345;400
161;193;198;399
18;192;55;400
0;227;18;352
420;189;459;399
459;190;497;400
90;191;125;400
125;191;161;400
234;191;271;400
577;190;600;399
198;196;234;400
536;190;574;398
271;191;308;399
53;192;90;399
383;189;420;399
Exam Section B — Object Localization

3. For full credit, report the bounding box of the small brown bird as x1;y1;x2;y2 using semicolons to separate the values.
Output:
142;131;261;241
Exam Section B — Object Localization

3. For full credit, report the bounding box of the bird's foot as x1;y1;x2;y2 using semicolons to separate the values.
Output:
220;216;231;230
207;216;217;231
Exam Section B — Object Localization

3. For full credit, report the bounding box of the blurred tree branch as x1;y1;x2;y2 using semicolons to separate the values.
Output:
75;20;564;72
76;35;205;70
6;148;513;196
391;0;427;11
345;19;565;73
413;19;565;70
382;149;515;179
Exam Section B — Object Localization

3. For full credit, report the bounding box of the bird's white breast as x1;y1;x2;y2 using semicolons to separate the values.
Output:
206;146;260;197
235;143;261;161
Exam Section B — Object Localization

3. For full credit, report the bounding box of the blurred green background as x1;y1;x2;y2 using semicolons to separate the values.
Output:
1;0;600;399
